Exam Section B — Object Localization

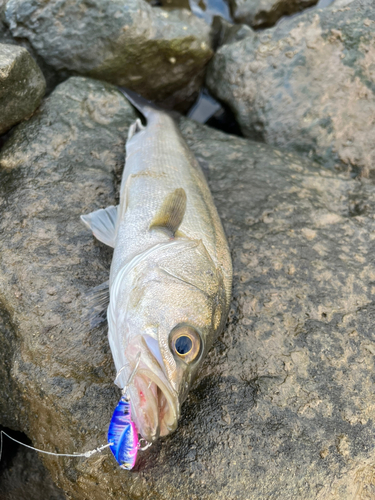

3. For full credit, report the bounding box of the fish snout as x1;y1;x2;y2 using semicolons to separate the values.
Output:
130;369;179;442
125;338;180;442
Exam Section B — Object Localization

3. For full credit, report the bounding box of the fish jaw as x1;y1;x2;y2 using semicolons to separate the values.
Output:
129;369;179;442
120;338;180;443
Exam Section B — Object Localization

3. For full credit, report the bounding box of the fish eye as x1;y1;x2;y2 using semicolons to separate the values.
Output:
170;325;201;363
175;336;192;355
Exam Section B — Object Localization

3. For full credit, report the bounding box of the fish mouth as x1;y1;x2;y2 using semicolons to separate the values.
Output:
127;367;179;443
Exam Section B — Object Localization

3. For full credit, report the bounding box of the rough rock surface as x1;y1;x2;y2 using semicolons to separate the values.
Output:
0;1;63;94
4;0;213;110
0;427;66;500
1;76;375;499
207;0;375;175
0;43;45;135
229;0;318;29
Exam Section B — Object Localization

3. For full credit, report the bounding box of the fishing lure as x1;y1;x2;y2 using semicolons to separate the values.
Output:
107;397;140;469
0;354;150;470
0;404;146;471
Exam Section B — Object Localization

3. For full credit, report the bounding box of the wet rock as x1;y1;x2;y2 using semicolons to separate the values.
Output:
1;76;375;498
0;428;66;500
4;0;213;110
0;43;45;135
207;0;375;175
0;305;22;430
229;0;318;29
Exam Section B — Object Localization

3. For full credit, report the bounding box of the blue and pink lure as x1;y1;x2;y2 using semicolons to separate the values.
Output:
107;397;140;469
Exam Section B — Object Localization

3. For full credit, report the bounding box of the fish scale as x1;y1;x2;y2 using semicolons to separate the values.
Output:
114;110;229;289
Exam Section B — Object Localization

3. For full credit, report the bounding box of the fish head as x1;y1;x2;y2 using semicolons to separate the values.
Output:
112;240;227;443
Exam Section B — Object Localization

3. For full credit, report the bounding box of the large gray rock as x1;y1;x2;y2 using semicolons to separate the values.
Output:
0;1;63;94
229;0;318;29
4;0;213;110
1;76;375;498
0;43;45;135
207;0;375;175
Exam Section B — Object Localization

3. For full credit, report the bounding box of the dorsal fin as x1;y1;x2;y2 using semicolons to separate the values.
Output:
117;87;179;121
117;87;158;120
150;188;187;236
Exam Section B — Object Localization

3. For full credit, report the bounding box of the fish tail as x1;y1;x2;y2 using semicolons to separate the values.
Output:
117;87;159;119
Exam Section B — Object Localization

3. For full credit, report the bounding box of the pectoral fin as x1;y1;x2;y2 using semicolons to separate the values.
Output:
81;280;110;328
81;205;118;247
150;188;187;236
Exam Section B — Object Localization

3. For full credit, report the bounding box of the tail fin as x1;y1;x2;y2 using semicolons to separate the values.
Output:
117;87;160;119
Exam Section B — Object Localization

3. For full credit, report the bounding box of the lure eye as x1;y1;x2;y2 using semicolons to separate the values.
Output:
170;325;201;363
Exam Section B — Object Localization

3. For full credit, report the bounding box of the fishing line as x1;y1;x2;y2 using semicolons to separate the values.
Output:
0;353;151;465
0;431;151;462
0;430;112;463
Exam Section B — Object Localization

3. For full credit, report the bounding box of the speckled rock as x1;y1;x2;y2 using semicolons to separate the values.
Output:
229;0;318;29
1;76;375;499
0;43;45;134
207;0;375;175
0;2;63;94
4;0;213;110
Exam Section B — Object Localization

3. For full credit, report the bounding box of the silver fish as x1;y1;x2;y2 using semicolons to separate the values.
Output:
81;89;232;443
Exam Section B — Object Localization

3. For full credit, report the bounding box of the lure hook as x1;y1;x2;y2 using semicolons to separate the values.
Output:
108;352;152;469
138;438;152;451
117;351;142;398
0;354;151;469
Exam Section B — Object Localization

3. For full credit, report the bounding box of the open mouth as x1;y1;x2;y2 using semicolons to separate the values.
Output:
128;369;178;442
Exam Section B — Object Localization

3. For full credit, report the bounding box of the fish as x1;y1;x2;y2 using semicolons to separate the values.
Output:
81;89;232;466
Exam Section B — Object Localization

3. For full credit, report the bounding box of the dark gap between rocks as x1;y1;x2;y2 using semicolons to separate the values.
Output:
146;0;231;25
187;88;243;136
0;426;65;500
275;0;336;28
0;426;28;472
147;0;336;30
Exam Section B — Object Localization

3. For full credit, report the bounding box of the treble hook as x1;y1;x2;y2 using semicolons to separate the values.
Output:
114;351;142;399
108;352;152;468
